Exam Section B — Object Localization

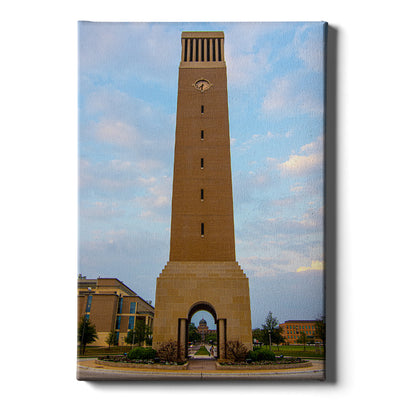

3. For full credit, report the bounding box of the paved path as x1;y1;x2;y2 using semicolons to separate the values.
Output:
77;358;325;381
187;359;216;370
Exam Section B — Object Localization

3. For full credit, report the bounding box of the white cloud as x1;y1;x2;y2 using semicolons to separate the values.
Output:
297;260;324;273
79;22;179;84
278;153;322;176
93;120;139;147
226;49;271;87
136;159;165;173
262;74;323;117
135;176;172;220
262;77;291;113
109;159;132;170
298;207;324;228
293;24;324;73
278;136;323;176
224;22;293;88
79;158;164;195
138;176;157;185
300;135;323;155
290;185;304;192
80;201;123;220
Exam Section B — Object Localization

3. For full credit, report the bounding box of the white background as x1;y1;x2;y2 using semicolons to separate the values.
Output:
1;0;399;398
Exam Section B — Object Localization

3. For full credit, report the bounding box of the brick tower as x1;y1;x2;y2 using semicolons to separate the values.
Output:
153;32;252;359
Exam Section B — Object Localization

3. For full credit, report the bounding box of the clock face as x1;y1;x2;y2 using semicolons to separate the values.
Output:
193;78;212;92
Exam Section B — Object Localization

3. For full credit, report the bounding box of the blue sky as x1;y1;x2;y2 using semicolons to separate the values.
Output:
78;21;325;329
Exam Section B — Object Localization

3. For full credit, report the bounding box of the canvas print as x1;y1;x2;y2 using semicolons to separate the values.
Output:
77;21;327;381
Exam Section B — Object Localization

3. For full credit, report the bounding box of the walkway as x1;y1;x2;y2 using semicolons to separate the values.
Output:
187;344;217;370
188;344;216;358
187;359;216;370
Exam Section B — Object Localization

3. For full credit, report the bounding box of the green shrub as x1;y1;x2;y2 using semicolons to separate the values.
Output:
248;348;276;361
127;347;156;360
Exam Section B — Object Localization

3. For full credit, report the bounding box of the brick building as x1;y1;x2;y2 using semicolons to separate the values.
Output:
77;276;154;347
279;320;322;345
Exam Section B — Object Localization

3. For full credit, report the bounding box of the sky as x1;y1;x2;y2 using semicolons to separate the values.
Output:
78;21;325;330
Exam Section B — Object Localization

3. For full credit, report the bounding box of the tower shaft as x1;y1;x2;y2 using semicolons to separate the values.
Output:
170;31;235;262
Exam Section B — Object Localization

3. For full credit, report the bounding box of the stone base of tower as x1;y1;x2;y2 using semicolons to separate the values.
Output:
152;261;252;360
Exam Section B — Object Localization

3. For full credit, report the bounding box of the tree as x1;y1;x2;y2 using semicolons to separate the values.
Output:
78;317;98;355
315;317;326;348
205;331;217;344
296;331;307;351
271;326;285;350
252;328;264;345
188;322;201;343
125;329;135;347
105;330;118;348
262;311;279;351
133;319;152;346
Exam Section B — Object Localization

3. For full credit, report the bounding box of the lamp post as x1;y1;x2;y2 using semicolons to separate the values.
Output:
268;329;272;352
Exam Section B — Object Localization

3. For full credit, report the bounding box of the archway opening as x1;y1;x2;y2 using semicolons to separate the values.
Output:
190;311;216;343
186;302;219;359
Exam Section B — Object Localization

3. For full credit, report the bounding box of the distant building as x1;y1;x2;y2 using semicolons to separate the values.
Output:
77;276;154;347
196;318;217;343
197;318;209;342
279;320;322;345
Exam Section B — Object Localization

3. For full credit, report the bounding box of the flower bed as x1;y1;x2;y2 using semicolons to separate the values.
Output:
216;359;312;370
96;355;188;370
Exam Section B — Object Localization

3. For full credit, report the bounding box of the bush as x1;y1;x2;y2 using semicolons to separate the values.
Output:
248;348;276;361
157;340;178;362
226;341;249;362
127;347;157;360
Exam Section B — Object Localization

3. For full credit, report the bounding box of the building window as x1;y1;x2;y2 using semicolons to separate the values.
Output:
130;302;136;314
128;316;135;330
201;189;204;200
201;158;204;169
116;316;121;330
115;332;119;345
117;297;123;314
201;105;204;114
201;130;204;140
86;295;92;313
201;223;205;237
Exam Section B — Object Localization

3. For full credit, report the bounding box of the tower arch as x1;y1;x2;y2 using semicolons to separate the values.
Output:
176;301;226;359
188;301;217;323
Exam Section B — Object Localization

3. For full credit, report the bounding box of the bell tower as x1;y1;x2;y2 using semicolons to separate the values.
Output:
170;31;235;262
153;32;252;359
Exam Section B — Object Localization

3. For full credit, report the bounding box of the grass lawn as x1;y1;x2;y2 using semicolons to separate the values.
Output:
77;346;133;358
195;346;210;356
266;345;325;359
